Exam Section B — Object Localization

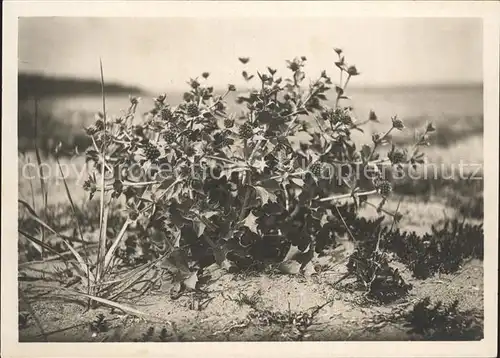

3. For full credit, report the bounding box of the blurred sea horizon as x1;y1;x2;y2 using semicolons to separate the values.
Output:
20;84;483;121
18;74;483;166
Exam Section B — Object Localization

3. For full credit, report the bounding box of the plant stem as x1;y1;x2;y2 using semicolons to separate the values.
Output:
283;77;322;135
102;219;132;276
238;138;264;220
344;75;351;91
339;68;343;93
364;201;396;217
407;127;430;160
368;126;394;162
238;180;252;222
333;204;356;243
33;98;48;258
206;155;241;166
319;189;377;202
26;155;36;213
238;140;253;222
96;58;108;285
247;139;263;163
284;184;290;211
335;74;351;109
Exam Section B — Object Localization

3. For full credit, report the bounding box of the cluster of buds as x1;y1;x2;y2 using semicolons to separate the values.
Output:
85;113;105;136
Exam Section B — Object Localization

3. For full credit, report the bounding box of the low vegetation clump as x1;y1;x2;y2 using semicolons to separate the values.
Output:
404;297;483;340
89;313;109;334
381;219;483;279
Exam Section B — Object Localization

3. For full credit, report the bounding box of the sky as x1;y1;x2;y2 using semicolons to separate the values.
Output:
18;17;482;92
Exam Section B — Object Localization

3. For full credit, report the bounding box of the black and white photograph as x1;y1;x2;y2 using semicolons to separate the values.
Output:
2;1;499;357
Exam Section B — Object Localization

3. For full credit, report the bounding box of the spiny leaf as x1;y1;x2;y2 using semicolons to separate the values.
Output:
277;260;301;275
241;211;259;234
250;159;268;173
183;272;198;291
203;211;219;219
253;185;277;205
282;244;303;262
193;220;206;238
290;178;305;187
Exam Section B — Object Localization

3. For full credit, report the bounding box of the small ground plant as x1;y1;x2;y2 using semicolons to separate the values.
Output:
382;219;483;279
19;49;436;308
89;313;109;334
404;297;483;340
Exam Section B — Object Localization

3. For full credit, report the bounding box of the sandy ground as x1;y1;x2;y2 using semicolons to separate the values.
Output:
19;252;483;342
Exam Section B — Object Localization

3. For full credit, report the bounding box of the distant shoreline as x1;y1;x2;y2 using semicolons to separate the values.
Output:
18;72;482;100
18;73;145;100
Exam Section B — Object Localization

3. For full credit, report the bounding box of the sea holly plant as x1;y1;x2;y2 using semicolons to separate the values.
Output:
20;49;434;304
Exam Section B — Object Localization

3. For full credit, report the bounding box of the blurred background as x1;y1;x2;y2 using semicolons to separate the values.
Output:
18;17;483;164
